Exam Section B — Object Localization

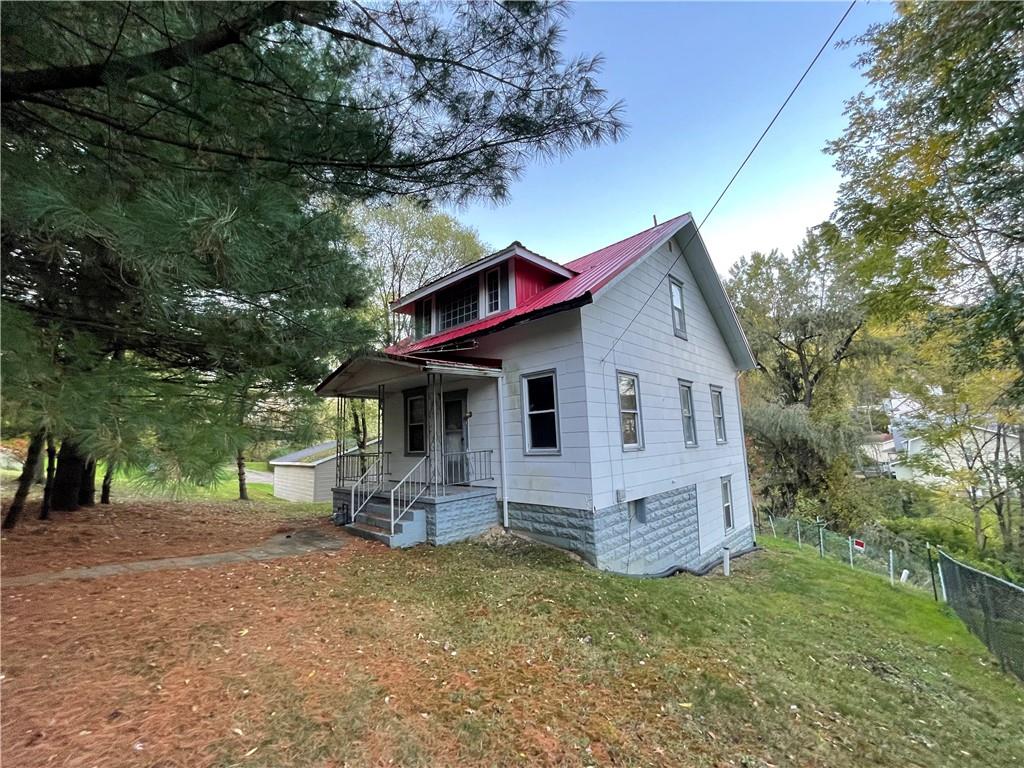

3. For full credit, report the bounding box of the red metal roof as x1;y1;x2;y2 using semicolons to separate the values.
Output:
386;213;692;354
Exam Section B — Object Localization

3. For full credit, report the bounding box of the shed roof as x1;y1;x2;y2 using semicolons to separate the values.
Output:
270;438;381;467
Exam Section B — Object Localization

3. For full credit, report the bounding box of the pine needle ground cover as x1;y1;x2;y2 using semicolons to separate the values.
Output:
2;514;1022;768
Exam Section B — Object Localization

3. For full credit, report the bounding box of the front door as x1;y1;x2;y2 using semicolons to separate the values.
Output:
442;396;468;485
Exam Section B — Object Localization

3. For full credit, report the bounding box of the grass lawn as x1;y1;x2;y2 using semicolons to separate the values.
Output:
2;508;1022;768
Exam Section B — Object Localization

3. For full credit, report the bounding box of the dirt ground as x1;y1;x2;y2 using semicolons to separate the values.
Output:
1;503;393;768
0;500;331;578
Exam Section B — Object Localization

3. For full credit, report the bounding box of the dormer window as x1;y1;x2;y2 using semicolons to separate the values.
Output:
484;267;501;315
438;278;479;330
414;297;433;339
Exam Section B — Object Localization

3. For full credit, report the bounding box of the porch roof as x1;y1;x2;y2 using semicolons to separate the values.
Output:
315;352;502;398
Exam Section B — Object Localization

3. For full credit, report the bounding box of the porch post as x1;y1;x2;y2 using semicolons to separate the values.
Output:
438;373;446;496
496;374;510;528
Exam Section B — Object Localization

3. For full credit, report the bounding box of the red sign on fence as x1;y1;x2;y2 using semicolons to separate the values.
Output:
853;539;866;552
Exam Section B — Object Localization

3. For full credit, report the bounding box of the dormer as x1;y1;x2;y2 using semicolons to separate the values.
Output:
391;243;575;341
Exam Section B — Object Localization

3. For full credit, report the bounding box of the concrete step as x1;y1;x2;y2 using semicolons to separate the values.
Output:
346;506;426;549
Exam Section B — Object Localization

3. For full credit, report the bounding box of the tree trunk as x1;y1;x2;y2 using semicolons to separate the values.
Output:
51;441;87;512
236;450;249;501
2;429;45;530
101;462;114;504
39;435;57;520
78;458;97;507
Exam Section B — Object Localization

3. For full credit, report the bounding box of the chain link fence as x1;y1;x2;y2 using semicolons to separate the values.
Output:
762;515;1024;682
766;515;939;592
939;551;1024;681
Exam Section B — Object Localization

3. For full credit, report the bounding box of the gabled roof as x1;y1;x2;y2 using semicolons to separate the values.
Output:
390;242;574;313
386;213;756;370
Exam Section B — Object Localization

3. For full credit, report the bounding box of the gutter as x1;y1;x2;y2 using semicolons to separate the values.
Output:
605;544;763;580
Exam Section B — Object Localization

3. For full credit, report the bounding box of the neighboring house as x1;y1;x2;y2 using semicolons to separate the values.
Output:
271;439;380;502
858;432;896;478
316;213;757;575
884;393;1021;486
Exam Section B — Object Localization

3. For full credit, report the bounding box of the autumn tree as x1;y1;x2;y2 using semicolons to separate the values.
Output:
829;2;1024;400
350;200;487;345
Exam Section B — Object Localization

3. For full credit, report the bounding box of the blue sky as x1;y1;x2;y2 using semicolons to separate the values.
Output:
451;1;894;273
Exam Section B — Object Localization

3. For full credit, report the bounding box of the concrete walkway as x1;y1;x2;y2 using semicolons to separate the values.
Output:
246;469;274;484
3;528;344;588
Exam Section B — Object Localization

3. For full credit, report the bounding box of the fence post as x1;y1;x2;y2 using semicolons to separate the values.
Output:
722;546;731;577
888;549;894;587
848;537;854;568
817;517;825;558
768;514;777;538
796;519;802;548
936;550;948;602
926;542;939;601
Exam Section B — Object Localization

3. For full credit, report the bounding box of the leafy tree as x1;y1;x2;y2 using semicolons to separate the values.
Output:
829;2;1024;400
350;199;487;345
729;225;881;518
1;1;623;521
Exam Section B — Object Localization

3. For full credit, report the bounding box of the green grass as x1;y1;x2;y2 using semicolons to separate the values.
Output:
208;532;1024;767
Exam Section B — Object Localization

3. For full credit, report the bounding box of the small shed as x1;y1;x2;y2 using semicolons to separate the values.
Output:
271;439;382;502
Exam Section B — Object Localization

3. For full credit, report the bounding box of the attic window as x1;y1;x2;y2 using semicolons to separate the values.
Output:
438;279;479;330
484;267;501;315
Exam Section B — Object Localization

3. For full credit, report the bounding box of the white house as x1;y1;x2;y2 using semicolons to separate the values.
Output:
316;213;757;575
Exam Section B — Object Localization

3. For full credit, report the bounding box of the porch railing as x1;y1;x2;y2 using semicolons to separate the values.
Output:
441;449;494;487
389;455;429;535
350;454;386;521
337;451;390;486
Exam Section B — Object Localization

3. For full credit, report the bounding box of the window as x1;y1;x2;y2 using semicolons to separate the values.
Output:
617;372;643;450
484;268;501;315
523;371;559;453
628;497;647;523
711;386;727;443
438;279;479;330
414;297;433;339
405;393;426;454
669;277;687;338
679;381;697;447
721;476;734;531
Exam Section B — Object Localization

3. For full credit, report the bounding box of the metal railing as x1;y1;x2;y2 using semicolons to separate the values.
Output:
441;449;493;487
338;451;390;485
350;454;386;521
389;455;429;535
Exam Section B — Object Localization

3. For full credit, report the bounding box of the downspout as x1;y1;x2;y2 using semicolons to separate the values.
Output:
496;373;510;528
735;371;755;544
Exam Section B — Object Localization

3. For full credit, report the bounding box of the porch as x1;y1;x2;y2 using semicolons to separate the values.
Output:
316;353;509;548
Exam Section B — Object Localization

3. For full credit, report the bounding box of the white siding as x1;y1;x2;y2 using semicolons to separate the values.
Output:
579;235;753;552
273;465;316;501
472;312;592;510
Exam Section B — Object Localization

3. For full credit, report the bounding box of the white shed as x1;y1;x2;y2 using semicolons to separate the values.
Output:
271;439;382;501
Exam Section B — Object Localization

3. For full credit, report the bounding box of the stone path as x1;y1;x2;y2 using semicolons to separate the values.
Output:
2;527;344;588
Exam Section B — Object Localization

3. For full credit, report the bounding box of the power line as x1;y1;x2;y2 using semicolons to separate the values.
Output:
600;0;858;364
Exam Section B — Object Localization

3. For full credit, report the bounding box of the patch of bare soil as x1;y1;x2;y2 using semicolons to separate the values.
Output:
0;500;327;578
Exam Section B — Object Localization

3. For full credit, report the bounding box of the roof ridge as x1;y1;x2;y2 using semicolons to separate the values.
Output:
566;212;690;269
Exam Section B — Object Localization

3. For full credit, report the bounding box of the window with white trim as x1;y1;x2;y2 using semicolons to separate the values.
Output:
405;393;426;454
721;476;734;531
438;279;479;330
679;381;697;447
414;297;433;339
617;372;643;450
669;277;687;338
711;386;727;443
484;267;501;315
523;371;559;453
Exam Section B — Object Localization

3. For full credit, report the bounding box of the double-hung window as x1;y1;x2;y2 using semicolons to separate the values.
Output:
405;392;426;454
484;268;501;315
710;386;727;443
523;371;559;453
617;372;643;450
679;381;698;447
669;277;687;338
721;476;734;531
414;297;433;339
